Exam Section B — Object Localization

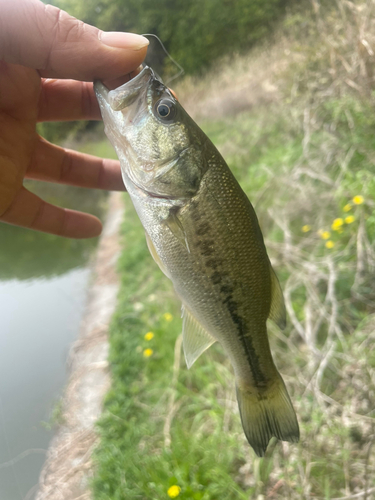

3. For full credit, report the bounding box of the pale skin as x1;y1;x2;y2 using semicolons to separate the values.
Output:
0;0;149;238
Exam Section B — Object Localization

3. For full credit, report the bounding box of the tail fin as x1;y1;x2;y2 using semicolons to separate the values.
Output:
236;372;299;457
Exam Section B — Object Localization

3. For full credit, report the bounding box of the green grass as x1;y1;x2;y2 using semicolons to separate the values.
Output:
77;135;117;159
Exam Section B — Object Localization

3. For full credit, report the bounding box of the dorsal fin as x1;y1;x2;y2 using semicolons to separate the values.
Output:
268;262;286;330
181;305;216;368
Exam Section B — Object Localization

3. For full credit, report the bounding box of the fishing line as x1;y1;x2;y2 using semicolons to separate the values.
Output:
141;33;185;84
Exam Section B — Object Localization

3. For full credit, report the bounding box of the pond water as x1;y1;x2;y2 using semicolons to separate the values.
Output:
0;181;107;500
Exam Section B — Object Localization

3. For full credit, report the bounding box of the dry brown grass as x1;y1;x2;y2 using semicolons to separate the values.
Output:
175;41;291;121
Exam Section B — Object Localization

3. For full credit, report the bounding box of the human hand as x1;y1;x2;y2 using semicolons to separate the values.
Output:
0;0;148;238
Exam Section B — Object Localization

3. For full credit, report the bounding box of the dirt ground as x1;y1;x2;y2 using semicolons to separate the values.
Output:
35;192;123;500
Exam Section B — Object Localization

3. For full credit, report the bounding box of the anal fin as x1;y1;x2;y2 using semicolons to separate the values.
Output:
181;305;216;368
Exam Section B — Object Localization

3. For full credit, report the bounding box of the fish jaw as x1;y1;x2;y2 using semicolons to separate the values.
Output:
94;69;160;192
94;65;154;113
93;69;153;148
108;66;154;111
94;81;126;146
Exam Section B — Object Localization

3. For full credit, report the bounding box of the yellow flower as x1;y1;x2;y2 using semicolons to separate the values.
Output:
343;204;351;212
167;485;181;498
144;331;154;341
143;348;153;358
331;218;343;231
163;313;173;322
345;215;355;224
353;195;364;205
302;225;311;233
318;230;330;240
325;240;335;249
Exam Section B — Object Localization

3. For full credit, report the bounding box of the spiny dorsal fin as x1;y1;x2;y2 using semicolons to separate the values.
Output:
145;231;171;279
268;262;287;330
181;305;216;368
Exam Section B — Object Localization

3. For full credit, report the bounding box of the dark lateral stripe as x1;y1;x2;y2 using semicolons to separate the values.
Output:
222;294;267;386
191;207;266;385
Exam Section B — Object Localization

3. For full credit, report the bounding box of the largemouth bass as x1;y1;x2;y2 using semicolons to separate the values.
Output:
95;67;299;456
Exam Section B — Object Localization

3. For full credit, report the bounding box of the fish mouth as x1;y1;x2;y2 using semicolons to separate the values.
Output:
94;66;155;111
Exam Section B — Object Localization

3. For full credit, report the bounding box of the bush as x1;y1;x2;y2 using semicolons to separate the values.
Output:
51;0;291;75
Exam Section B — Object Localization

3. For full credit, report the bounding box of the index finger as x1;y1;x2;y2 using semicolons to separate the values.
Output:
0;0;149;81
37;65;142;122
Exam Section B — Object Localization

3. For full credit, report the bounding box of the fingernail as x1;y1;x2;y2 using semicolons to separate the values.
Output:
100;31;149;50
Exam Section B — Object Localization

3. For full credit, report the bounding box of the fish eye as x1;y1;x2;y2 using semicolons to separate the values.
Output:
155;98;176;122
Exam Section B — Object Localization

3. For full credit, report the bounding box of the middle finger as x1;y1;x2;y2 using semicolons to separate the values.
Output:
27;136;125;191
38;79;101;122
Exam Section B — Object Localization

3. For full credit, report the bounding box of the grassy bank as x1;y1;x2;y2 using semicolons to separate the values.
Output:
89;2;375;498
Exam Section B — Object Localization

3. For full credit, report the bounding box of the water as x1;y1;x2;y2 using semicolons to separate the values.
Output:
0;181;107;500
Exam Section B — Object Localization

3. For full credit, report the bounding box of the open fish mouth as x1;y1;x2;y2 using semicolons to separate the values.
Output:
94;66;156;140
94;66;155;111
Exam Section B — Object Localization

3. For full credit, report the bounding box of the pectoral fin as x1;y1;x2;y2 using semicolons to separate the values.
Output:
145;231;171;279
181;305;216;368
164;210;190;253
268;263;287;330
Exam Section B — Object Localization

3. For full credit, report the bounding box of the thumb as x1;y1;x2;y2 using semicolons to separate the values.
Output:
0;0;149;81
